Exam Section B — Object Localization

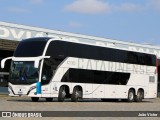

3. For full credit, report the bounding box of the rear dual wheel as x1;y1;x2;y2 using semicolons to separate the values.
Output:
71;87;82;102
135;90;144;102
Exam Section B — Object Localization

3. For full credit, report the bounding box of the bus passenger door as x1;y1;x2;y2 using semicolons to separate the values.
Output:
41;74;51;97
40;59;57;97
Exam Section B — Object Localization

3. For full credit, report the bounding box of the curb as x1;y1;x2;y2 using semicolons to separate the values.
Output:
0;93;8;97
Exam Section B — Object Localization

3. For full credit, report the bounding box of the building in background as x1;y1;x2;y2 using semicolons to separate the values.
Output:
0;21;160;95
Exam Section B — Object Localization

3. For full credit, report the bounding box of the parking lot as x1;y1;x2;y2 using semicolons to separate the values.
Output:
0;94;160;120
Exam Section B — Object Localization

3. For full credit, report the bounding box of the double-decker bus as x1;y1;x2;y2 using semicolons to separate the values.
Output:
1;37;157;102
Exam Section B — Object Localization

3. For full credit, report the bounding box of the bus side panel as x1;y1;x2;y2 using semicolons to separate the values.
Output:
41;84;51;97
84;83;93;98
115;85;127;99
92;84;104;98
146;84;157;98
104;85;116;98
145;75;157;98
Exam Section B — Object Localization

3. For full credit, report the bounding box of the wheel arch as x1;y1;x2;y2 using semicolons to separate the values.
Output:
137;88;144;98
72;85;83;97
129;88;136;95
59;84;71;97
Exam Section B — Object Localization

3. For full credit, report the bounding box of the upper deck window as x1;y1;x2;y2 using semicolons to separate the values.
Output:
14;38;49;57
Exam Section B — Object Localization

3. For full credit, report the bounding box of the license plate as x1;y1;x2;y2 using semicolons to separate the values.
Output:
18;92;23;94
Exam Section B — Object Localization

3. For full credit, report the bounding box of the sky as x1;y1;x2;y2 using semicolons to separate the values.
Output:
0;0;160;45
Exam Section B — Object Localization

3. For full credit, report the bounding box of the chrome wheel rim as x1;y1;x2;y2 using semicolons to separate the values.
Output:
62;90;66;98
129;92;134;100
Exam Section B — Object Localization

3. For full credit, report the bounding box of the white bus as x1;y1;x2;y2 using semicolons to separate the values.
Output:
1;37;158;102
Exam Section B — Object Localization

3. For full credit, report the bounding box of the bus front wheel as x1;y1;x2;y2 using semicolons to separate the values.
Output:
58;86;66;102
31;97;39;102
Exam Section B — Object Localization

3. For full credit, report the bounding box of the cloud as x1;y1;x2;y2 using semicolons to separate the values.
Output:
148;0;160;11
7;7;29;13
114;3;142;12
29;0;43;5
64;0;111;14
64;0;143;14
68;21;82;28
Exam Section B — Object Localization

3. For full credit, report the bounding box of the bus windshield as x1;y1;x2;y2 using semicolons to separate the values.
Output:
9;61;39;85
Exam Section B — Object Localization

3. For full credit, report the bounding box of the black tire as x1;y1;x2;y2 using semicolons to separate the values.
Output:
31;97;39;102
127;89;135;102
135;90;144;102
71;87;82;102
46;98;53;102
58;86;66;102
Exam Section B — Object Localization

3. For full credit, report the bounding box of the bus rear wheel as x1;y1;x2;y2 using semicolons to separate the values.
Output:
127;89;135;102
58;86;66;102
71;87;82;102
135;90;144;102
31;97;39;102
46;98;53;102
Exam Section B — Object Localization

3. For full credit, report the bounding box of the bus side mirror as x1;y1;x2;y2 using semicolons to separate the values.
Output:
1;59;6;69
34;60;39;68
1;57;13;69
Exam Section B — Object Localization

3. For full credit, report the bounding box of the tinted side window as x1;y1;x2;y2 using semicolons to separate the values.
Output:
46;41;67;59
61;68;130;85
46;41;156;66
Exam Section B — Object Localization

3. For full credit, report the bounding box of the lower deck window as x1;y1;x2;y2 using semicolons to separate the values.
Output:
62;68;130;85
